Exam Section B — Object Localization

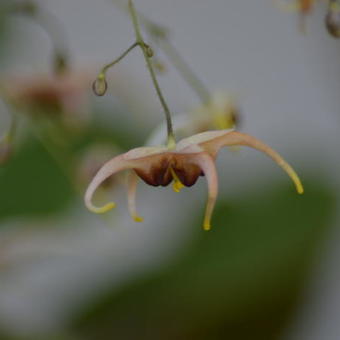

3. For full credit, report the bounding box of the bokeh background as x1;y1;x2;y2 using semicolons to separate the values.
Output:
0;0;339;339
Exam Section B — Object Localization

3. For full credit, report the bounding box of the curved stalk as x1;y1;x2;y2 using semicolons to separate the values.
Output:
128;0;175;148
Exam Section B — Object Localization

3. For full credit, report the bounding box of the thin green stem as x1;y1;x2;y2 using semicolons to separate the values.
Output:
128;0;175;147
111;0;211;104
101;42;139;74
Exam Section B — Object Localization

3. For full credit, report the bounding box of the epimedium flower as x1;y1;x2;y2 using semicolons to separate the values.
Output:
1;70;92;125
146;92;239;146
86;0;303;231
85;129;303;231
0;1;96;122
192;92;239;130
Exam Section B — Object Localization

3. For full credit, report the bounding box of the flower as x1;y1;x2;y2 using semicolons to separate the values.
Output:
193;92;239;130
146;92;239;146
85;129;303;231
1;70;92;124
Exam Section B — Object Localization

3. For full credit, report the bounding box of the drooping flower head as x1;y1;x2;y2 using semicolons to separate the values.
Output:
85;129;303;231
85;0;303;231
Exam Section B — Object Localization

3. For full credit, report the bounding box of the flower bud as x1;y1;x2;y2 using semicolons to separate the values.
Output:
325;1;340;38
92;74;108;96
143;43;154;58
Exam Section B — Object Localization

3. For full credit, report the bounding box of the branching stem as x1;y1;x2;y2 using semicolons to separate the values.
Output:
128;0;175;148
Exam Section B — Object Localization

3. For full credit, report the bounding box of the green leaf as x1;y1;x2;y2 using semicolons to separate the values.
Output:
0;137;73;222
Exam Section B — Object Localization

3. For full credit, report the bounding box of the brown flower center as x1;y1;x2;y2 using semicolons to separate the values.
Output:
134;154;204;187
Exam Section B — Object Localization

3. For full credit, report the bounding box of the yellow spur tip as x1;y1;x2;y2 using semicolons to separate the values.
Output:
90;202;116;214
133;215;144;222
203;223;212;231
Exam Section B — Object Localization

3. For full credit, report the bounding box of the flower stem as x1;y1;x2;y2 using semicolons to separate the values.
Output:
111;0;211;104
128;0;175;147
9;1;69;73
101;42;139;74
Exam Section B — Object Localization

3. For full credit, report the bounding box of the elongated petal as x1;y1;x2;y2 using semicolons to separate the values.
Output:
176;129;233;152
200;131;304;194
191;153;218;231
85;154;134;213
127;171;143;222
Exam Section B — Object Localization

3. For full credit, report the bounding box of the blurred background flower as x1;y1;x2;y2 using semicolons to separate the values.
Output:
0;0;339;339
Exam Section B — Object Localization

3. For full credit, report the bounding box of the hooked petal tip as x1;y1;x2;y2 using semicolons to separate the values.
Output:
88;202;115;214
297;184;304;195
203;223;212;231
281;162;304;195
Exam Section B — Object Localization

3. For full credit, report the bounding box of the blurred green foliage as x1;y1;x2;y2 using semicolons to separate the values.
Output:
0;113;142;223
0;135;73;221
0;0;14;64
68;178;335;340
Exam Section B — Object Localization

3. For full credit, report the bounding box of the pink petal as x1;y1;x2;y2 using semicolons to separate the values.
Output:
127;171;143;222
190;153;219;231
84;154;135;214
85;146;168;214
200;131;304;194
